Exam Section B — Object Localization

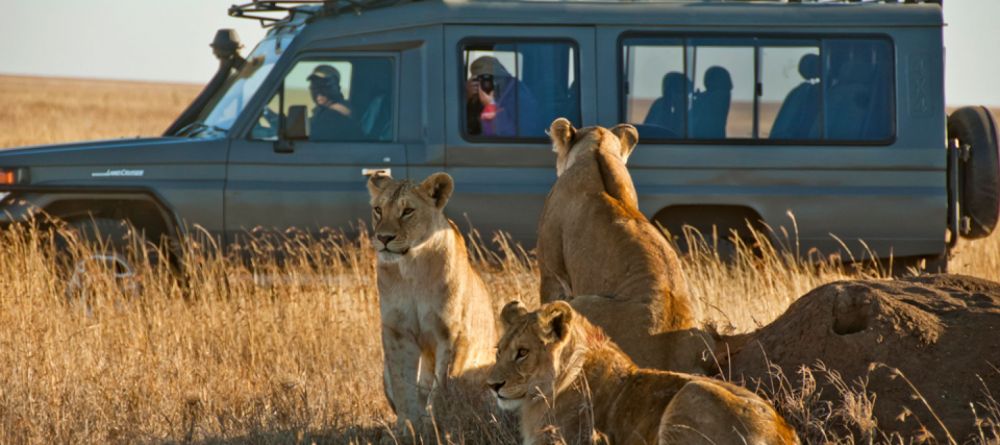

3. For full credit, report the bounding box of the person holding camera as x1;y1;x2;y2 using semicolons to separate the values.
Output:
308;64;363;141
467;55;542;137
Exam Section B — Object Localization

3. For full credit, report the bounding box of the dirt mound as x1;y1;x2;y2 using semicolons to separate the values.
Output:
726;274;1000;442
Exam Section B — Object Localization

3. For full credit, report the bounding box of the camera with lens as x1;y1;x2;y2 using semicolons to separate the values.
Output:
476;74;495;94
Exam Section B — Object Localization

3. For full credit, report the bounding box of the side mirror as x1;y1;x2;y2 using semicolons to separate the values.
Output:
275;105;309;153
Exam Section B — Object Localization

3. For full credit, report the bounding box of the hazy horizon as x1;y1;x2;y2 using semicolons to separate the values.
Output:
2;0;998;106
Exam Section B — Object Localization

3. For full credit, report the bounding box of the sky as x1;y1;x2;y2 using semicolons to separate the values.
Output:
1;0;998;106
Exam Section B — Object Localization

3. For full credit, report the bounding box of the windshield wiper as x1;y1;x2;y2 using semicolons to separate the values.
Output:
176;121;229;137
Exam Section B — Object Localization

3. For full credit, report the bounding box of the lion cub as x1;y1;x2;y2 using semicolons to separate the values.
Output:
367;172;498;429
538;117;706;372
488;301;799;445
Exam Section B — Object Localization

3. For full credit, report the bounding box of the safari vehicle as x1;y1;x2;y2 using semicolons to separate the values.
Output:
0;0;996;273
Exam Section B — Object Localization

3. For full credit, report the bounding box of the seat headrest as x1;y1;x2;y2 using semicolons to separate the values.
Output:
704;66;732;91
662;71;692;97
798;54;820;80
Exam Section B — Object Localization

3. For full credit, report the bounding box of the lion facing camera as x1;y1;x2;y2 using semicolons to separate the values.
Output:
367;171;498;430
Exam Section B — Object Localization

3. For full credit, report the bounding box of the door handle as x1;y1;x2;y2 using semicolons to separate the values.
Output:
362;168;391;177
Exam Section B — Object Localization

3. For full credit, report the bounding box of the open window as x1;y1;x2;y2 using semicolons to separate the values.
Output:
251;56;395;142
461;41;580;140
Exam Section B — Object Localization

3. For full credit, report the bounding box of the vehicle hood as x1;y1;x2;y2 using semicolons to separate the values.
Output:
0;137;229;168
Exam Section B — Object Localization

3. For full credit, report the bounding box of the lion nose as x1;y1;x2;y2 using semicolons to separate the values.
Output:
377;234;396;245
488;380;505;393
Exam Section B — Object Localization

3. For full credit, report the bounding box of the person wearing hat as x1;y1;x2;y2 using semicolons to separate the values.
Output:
308;64;363;141
467;55;542;137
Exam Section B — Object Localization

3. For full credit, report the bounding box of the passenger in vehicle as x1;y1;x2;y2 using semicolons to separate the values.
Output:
466;77;484;135
307;65;364;141
690;66;732;139
770;53;821;140
468;55;542;137
643;72;691;138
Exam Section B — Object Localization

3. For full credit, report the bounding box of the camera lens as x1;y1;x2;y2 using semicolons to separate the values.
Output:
478;74;494;94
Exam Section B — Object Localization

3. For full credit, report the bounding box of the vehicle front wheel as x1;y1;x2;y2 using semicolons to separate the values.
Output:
57;218;158;309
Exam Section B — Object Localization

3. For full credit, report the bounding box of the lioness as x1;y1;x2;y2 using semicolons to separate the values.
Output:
367;172;498;429
488;301;799;445
538;117;705;372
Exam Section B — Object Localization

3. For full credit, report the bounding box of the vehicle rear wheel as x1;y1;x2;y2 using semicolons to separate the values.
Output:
949;106;1000;239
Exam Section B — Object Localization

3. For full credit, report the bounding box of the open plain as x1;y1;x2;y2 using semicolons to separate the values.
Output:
0;75;998;444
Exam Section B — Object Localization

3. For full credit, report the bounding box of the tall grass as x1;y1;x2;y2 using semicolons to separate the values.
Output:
1;220;997;444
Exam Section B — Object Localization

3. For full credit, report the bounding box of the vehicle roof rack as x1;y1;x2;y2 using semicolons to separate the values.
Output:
227;0;942;26
229;0;417;27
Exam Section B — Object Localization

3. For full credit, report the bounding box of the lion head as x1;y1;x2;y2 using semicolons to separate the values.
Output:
549;117;638;177
366;172;454;263
487;300;598;411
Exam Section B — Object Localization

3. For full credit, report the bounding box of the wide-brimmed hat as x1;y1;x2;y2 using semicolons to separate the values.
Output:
470;56;511;78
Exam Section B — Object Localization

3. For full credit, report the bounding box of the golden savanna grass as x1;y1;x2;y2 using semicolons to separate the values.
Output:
0;75;199;148
0;75;998;444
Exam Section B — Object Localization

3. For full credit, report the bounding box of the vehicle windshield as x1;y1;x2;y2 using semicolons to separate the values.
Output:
185;32;296;138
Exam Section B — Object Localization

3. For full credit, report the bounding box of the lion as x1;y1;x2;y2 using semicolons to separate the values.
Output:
538;117;707;372
367;171;498;430
488;301;799;445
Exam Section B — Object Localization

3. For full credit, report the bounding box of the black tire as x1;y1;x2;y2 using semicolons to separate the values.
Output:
63;217;167;278
949;106;1000;239
55;218;151;310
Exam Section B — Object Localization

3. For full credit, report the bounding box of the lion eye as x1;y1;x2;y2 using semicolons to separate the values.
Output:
373;207;382;218
402;208;415;217
515;348;529;361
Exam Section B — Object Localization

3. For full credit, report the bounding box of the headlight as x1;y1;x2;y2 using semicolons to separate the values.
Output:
0;167;29;185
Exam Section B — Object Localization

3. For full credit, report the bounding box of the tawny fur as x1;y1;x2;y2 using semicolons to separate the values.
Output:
488;301;799;445
368;172;498;430
539;117;708;372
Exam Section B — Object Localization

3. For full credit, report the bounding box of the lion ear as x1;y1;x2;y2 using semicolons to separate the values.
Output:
367;171;394;198
419;172;454;210
610;124;639;163
501;300;528;328
548;117;577;158
539;301;574;344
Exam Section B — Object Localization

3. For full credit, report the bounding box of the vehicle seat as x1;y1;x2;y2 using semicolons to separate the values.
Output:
643;72;691;138
360;93;392;141
690;66;732;139
826;60;874;139
770;54;821;139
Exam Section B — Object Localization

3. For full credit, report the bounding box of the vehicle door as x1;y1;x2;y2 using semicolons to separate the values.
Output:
443;26;597;246
225;52;403;246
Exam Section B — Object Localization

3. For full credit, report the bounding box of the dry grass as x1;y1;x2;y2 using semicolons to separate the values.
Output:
0;76;998;444
0;75;199;148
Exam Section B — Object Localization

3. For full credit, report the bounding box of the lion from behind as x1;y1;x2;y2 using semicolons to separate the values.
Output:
538;117;706;372
487;301;799;445
367;172;498;430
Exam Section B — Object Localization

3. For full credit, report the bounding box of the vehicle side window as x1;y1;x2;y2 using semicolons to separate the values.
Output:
621;36;894;144
688;41;753;139
462;41;580;139
823;39;894;141
624;40;685;140
761;44;821;140
251;57;395;142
